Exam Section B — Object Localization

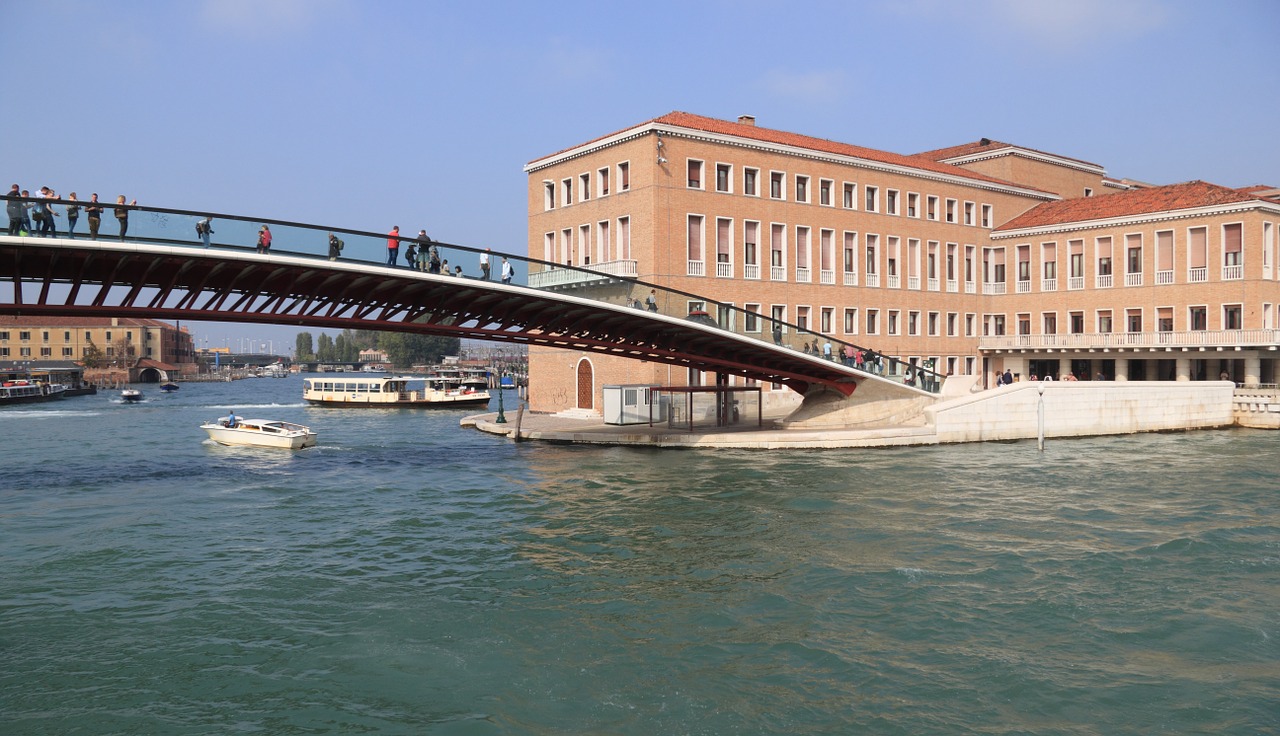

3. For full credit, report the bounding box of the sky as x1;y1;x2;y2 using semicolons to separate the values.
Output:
6;0;1279;353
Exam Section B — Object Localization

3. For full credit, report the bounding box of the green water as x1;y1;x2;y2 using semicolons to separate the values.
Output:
1;378;1277;734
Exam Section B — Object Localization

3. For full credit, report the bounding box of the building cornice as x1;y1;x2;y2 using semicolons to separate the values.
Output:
991;199;1280;239
527;122;1059;202
940;147;1107;177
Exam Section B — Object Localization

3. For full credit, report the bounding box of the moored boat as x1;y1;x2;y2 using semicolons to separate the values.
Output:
199;417;317;449
0;380;67;405
302;371;491;408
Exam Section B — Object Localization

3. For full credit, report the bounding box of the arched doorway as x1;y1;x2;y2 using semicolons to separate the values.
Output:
575;359;594;410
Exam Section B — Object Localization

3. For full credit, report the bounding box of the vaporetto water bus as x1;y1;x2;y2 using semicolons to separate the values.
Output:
302;373;491;408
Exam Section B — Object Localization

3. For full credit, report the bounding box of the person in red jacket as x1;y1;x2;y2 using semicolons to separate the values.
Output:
386;226;400;266
257;225;272;254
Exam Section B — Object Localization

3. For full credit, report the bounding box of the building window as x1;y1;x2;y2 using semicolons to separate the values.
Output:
945;198;957;223
1070;312;1084;334
866;309;879;335
0;331;7;340
1098;310;1113;334
598;167;610;196
887;310;899;335
618;162;630;192
687;159;704;189
821;307;833;334
63;331;71;342
744;168;758;196
687;215;704;275
843;183;856;209
1084;187;1094;197
1043;313;1057;335
20;330;31;341
928;311;939;336
0;348;7;357
926;195;938;220
907;192;919;218
865;185;878;212
844;308;858;334
1189;306;1207;331
562;178;573;206
1126;309;1142;333
19;347;30;357
544;181;555;210
1223;304;1243;330
795;175;809;203
966;313;976;337
886;189;899;216
964;202;975;226
770;172;785;199
40;347;51;357
908;310;920;336
1223;223;1243;273
981;204;992;228
819;179;833;206
580;172;590;201
744;304;761;333
795;306;809;330
716;163;731;193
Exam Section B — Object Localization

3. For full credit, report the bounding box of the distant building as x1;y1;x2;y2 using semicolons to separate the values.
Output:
0;316;197;373
524;111;1280;413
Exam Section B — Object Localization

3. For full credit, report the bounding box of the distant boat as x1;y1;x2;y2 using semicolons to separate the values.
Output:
200;417;317;449
302;370;491;408
0;380;67;405
159;382;179;392
120;388;143;403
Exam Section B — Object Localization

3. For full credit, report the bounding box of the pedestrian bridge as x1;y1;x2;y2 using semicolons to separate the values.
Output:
0;197;942;400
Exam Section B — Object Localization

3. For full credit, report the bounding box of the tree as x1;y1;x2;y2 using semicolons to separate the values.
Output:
81;341;104;368
379;332;460;368
295;332;315;361
316;333;335;362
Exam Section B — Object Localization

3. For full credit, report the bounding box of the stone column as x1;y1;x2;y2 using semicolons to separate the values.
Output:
1175;357;1191;381
1114;356;1129;381
1244;352;1261;387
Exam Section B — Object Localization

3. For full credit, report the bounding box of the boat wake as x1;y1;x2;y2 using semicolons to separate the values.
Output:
0;409;104;419
199;402;307;410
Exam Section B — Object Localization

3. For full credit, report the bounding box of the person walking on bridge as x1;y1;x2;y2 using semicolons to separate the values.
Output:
256;225;272;254
85;193;103;239
480;248;491;280
386;226;400;266
114;195;136;240
5;184;21;235
500;257;514;284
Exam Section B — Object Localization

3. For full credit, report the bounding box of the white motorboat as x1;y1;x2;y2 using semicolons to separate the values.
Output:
121;388;143;403
200;417;318;449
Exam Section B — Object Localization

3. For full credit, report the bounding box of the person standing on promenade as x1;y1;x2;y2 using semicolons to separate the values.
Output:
327;232;343;260
500;257;514;284
196;216;214;248
256;225;272;254
645;289;658;312
114;195;136;240
65;193;80;238
5;184;22;235
386;226;400;266
480;248;491;280
85;193;103;239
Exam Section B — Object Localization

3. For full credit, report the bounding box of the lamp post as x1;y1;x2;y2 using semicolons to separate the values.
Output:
495;371;507;424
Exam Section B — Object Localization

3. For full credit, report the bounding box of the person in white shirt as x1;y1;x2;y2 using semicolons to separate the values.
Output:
480;248;491;280
500;257;514;284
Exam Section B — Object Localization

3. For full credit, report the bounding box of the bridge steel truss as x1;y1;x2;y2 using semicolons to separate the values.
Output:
1;239;862;395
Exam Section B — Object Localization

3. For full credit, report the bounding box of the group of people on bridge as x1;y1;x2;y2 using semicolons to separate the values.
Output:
381;226;513;283
6;185;134;240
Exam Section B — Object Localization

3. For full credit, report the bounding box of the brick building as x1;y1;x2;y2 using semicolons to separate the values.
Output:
524;112;1280;414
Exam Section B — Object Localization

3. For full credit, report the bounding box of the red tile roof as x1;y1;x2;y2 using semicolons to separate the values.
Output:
530;112;1054;195
916;138;1103;170
995;180;1260;232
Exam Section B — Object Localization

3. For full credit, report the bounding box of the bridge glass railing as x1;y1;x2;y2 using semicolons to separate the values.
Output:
3;195;943;392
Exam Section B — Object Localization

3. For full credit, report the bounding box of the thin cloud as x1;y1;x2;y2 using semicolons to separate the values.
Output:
198;0;346;35
758;69;848;102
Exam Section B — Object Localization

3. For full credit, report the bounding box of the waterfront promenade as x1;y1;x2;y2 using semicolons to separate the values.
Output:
467;379;1245;448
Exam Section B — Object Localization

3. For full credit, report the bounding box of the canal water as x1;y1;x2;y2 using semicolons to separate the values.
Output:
2;376;1276;734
